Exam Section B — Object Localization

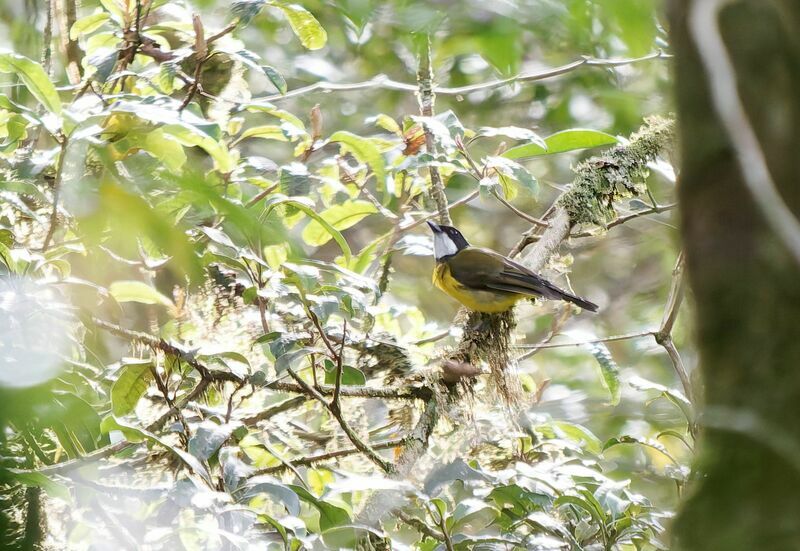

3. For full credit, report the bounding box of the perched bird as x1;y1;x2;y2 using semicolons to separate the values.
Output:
427;221;598;313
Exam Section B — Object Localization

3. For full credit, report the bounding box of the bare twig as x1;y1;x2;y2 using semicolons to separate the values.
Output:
514;330;657;350
284;367;396;474
241;396;306;425
250;437;408;476
493;189;550;228
41;135;69;251
397;511;445;541
266;380;426;401
654;252;694;407
416;34;451;226
570;203;677;238
330;320;347;410
91;317;240;383
256;51;669;103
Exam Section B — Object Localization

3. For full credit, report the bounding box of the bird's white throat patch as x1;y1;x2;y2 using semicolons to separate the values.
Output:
432;232;459;260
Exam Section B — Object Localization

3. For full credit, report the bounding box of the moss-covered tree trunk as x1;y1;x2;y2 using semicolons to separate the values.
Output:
670;1;800;549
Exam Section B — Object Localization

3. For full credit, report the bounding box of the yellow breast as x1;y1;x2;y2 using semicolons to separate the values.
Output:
432;262;522;313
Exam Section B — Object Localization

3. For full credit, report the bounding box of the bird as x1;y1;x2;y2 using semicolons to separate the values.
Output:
427;220;598;314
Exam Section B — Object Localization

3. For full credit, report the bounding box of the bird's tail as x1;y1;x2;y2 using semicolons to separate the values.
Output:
538;280;599;312
559;290;599;312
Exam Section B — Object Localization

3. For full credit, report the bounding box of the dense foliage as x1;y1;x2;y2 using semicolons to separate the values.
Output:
0;1;691;549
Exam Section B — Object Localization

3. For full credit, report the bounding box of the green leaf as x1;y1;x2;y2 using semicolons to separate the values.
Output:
110;417;213;485
189;421;240;461
109;280;175;308
554;494;604;524
328;131;386;187
288;484;351;531
485;156;538;197
7;470;71;502
265;194;353;262
587;342;621;405
272;2;328;50
234;125;289;145
450;499;499;533
70;12;110;40
245;476;301;515
0;51;62;115
324;364;366;386
602;435;677;464
301;200;377;248
322;525;383;548
111;359;154;416
502;129;618;159
262;65;287;94
160;123;236;173
553;421;603;455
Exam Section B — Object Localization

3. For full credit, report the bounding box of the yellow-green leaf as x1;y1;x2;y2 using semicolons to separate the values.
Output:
502;129;618;160
161;123;236;173
70;12;110;40
265;194;353;262
111;359;154;416
109;280;175;308
273;3;327;50
328;131;385;187
0;51;62;116
302;200;377;247
233;125;289;146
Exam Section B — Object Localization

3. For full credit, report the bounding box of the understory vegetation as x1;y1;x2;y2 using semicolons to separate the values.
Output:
0;1;698;549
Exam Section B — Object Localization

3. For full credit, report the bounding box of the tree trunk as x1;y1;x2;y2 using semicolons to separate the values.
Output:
670;1;800;549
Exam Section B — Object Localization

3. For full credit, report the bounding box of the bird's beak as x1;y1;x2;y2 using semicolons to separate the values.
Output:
426;220;441;233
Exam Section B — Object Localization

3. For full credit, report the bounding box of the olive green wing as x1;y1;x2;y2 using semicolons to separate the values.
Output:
448;247;598;311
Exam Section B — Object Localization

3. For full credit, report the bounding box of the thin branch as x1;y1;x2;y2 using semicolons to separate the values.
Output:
41;135;69;251
241;396;306;426
514;330;657;350
690;0;800;267
256;51;669;103
396;511;445;541
91;317;240;384
266;380;427;401
570;203;677;238
398;190;479;233
492;189;550;228
179;15;209;112
330;320;347;410
654;252;694;407
259;439;310;490
284;368;396;474
249;437;408;476
416;34;451;226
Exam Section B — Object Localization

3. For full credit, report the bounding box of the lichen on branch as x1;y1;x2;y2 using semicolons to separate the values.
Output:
559;115;676;226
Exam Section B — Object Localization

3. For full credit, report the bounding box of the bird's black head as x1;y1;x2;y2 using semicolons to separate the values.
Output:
427;221;470;260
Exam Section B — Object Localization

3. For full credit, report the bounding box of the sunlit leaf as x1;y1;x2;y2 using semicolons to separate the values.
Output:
272;2;328;50
111;359;154;416
328;131;386;188
70;12;111;40
189;421;241;461
0;51;62;116
109;280;175;308
262;65;287;94
503;129;618;159
301;200;377;248
324;364;366;386
266;194;353;262
288;484;351;531
587;342;621;405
